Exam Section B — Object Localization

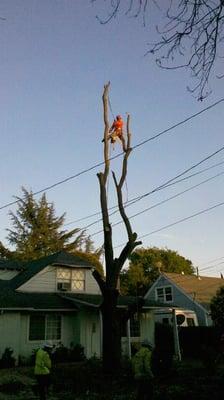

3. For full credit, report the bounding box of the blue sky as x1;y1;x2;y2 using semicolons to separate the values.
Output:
0;0;224;276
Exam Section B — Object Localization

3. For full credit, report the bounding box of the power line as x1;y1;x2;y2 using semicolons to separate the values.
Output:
1;98;224;212
199;256;224;268
199;261;224;272
90;169;224;236
65;158;224;227
70;148;224;231
114;199;224;248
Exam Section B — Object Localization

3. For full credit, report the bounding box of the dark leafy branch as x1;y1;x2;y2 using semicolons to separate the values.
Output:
92;0;224;100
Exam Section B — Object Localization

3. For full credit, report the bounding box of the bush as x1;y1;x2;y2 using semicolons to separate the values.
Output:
0;347;16;369
69;343;86;362
52;343;86;363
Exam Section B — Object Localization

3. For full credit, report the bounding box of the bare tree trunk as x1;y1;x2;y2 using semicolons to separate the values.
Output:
93;82;142;372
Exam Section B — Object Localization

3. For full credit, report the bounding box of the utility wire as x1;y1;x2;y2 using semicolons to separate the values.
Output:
1;98;223;212
67;151;224;230
114;199;224;249
199;262;224;272
199;256;224;267
90;169;224;236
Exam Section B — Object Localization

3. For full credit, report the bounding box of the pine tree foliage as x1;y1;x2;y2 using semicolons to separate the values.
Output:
0;188;87;261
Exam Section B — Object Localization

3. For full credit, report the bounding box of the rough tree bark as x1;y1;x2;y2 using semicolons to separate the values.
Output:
93;82;142;372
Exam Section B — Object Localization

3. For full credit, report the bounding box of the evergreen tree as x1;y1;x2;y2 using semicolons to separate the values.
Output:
0;187;87;261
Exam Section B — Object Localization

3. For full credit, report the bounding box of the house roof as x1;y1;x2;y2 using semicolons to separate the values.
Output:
0;287;78;311
9;251;93;289
0;258;24;271
60;293;170;310
163;272;224;306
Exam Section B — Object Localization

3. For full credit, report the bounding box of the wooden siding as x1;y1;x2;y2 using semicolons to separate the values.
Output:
0;270;19;280
79;310;101;358
140;312;155;345
17;266;56;292
17;266;101;294
18;313;79;359
0;312;21;360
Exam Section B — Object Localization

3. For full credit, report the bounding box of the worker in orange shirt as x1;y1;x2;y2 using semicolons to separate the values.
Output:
102;115;126;151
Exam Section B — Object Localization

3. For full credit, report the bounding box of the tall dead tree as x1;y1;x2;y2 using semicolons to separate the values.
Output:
93;83;141;372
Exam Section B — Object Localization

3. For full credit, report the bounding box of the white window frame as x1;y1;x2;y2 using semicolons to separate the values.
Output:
56;267;85;292
156;286;173;303
28;314;62;342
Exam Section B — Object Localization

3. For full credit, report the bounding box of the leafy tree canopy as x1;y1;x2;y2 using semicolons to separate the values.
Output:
210;286;224;329
0;188;103;274
120;246;195;296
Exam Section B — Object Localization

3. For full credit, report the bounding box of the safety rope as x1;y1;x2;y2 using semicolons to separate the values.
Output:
108;95;115;120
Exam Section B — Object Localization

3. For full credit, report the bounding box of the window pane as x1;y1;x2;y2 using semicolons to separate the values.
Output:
156;288;164;301
165;287;172;301
187;318;195;327
57;268;71;280
72;270;84;280
71;269;85;291
29;315;45;341
165;287;171;294
46;315;61;340
71;280;84;290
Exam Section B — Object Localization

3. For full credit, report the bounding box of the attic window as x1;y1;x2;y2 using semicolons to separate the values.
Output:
156;286;173;303
57;267;85;292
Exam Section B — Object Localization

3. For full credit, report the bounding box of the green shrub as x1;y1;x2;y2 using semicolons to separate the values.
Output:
69;343;86;362
52;343;86;363
0;347;16;369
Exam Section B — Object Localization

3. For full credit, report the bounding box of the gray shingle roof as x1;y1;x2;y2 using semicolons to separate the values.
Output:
60;293;169;309
10;251;93;289
0;288;78;310
0;258;24;271
163;272;224;305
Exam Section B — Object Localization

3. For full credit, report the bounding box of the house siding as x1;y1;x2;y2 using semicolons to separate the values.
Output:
140;311;155;344
17;266;101;295
0;270;19;280
146;275;209;326
17;312;79;360
79;310;101;358
0;312;21;360
17;266;56;292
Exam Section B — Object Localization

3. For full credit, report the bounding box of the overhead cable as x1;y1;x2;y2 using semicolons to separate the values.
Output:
1;98;224;212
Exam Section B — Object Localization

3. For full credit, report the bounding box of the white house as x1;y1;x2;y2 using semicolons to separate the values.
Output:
0;251;156;362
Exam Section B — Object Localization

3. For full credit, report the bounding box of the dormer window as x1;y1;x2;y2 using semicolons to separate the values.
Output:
156;286;173;303
57;268;85;292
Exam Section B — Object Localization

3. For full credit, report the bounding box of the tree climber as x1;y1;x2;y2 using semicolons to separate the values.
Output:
102;115;126;151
